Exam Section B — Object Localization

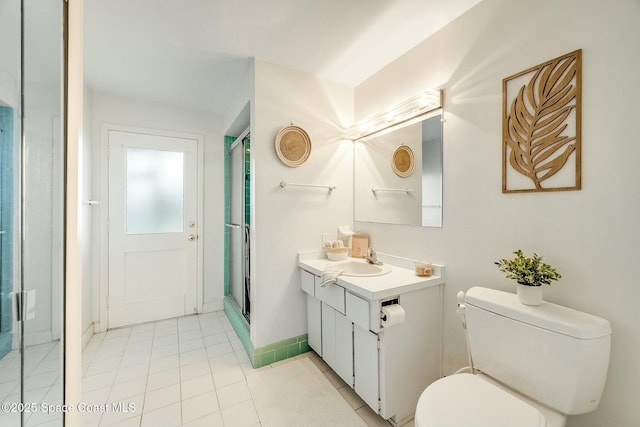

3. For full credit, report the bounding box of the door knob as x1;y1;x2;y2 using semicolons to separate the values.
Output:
188;234;197;241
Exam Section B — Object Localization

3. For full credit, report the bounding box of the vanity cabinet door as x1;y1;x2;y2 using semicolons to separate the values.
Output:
354;325;380;413
321;303;354;386
307;295;322;355
334;310;354;386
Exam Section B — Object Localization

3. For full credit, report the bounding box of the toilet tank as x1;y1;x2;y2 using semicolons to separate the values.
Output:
464;287;611;415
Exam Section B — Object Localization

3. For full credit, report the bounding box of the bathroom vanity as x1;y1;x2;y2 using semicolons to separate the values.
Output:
297;252;444;425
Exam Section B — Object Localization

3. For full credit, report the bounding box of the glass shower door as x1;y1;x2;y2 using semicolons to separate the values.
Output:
226;134;250;323
0;1;22;424
21;1;65;425
0;104;19;427
0;0;65;425
0;106;14;362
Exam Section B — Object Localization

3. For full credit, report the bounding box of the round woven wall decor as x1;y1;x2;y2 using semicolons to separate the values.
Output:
275;126;311;167
391;145;415;177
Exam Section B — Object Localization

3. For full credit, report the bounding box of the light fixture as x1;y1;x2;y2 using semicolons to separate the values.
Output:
353;89;442;141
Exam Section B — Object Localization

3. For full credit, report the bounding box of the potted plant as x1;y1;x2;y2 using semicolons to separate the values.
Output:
494;249;561;305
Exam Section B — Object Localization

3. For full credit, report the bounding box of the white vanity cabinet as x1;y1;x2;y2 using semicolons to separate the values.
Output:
299;262;444;425
302;270;354;385
321;303;353;385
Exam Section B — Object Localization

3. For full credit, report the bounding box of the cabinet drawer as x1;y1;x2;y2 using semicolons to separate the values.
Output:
346;292;370;330
300;269;315;295
315;280;345;314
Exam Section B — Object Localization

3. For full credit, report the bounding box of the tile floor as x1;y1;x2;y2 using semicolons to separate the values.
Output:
80;311;405;427
0;340;63;427
0;311;413;426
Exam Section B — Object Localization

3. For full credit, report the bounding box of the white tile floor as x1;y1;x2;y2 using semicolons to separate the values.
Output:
0;311;411;426
0;340;63;427
80;311;403;427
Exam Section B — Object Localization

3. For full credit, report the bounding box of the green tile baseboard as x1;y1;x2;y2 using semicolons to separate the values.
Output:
224;297;309;368
224;296;253;360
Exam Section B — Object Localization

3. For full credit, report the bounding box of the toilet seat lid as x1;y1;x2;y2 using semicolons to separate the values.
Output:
416;373;546;427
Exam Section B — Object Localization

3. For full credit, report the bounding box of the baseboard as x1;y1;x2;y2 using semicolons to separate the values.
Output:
82;322;95;349
224;297;253;361
22;330;53;347
202;300;224;313
223;296;309;368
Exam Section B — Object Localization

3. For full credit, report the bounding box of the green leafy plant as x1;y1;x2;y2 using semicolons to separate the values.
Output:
495;250;561;286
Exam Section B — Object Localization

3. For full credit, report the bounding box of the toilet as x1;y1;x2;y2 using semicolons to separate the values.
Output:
415;287;611;427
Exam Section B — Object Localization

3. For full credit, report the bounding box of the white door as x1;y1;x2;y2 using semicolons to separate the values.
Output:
108;129;198;328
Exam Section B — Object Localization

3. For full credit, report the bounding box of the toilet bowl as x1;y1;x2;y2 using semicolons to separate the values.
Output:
414;287;611;427
415;373;566;427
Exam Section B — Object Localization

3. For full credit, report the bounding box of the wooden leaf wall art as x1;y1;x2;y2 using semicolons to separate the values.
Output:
502;49;581;193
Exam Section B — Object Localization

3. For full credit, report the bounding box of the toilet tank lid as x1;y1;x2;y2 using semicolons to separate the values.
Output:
465;287;611;339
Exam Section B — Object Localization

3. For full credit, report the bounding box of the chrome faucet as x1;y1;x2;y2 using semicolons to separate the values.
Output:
365;248;382;265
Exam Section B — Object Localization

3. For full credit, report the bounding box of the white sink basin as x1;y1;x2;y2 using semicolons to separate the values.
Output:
330;260;392;277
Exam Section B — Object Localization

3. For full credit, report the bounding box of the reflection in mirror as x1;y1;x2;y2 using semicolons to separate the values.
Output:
354;111;443;227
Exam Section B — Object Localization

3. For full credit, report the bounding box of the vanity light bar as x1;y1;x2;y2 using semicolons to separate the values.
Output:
354;89;442;142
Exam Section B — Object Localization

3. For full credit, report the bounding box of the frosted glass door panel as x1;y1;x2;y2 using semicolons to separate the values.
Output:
126;148;184;234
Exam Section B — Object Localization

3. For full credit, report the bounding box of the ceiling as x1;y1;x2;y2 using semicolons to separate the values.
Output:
84;0;482;116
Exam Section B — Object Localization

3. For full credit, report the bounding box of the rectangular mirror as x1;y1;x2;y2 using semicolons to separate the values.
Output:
354;111;443;227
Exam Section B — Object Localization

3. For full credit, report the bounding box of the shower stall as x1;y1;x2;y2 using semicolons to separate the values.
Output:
225;129;251;324
0;0;66;425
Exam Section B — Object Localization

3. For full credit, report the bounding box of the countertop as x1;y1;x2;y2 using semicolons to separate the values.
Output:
297;251;445;301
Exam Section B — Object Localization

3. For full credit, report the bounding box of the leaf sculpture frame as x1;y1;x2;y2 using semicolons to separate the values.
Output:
502;50;582;193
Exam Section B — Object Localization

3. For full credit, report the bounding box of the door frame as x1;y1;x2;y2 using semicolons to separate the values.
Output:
97;124;204;331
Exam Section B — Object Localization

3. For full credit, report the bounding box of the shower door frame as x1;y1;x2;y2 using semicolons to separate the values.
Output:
225;128;251;324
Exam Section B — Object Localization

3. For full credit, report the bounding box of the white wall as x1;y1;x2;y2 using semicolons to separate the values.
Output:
354;0;640;425
89;92;225;327
251;59;354;347
223;61;254;137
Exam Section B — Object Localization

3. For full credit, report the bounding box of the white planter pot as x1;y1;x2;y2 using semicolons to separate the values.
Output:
517;284;543;306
